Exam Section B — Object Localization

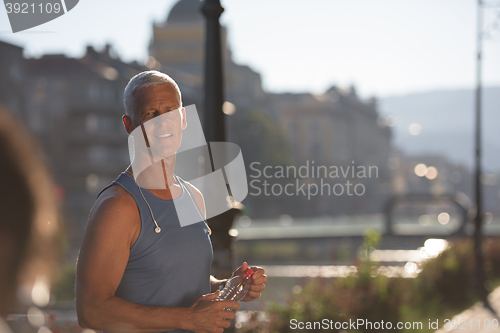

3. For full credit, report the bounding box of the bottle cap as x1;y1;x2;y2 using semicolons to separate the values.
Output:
243;268;255;278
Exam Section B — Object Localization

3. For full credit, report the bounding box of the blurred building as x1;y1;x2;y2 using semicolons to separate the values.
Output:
148;0;394;218
20;46;147;257
149;0;267;117
0;39;208;258
267;87;392;216
390;154;469;196
0;0;397;241
150;0;206;79
0;40;25;116
274;87;391;166
390;153;500;215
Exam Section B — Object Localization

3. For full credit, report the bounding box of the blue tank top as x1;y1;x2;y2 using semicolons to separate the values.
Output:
101;172;213;333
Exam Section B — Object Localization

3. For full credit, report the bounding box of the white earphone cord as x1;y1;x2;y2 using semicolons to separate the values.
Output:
127;170;211;235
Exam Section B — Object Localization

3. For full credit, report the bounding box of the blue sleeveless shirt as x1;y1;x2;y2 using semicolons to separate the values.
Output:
102;172;213;333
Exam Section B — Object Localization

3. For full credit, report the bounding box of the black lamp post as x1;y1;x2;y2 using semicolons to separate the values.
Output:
201;0;240;282
473;0;488;302
201;0;225;144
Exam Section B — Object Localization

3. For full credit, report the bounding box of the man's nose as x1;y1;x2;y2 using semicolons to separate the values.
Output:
154;112;173;127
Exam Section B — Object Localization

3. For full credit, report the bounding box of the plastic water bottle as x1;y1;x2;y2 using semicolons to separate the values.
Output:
217;268;255;302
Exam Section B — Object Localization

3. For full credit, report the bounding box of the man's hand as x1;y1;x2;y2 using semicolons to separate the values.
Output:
182;291;240;333
230;262;267;302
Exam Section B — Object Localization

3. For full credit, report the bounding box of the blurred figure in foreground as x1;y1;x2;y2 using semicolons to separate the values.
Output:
0;108;58;332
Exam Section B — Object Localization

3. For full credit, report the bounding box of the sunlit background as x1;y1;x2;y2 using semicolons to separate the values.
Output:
1;0;500;95
1;0;500;332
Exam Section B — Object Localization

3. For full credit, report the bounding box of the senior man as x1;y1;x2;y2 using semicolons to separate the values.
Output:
76;70;266;333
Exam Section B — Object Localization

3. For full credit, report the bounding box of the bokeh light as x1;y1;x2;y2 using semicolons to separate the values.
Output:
425;166;438;180
414;163;427;177
437;212;450;225
418;214;431;226
385;115;398;127
409;123;421;135
424;239;448;257
222;101;236;115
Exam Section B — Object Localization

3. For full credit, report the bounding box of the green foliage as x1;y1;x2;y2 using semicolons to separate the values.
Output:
51;263;77;302
362;229;382;250
233;110;293;167
357;229;381;279
259;236;500;333
414;238;500;313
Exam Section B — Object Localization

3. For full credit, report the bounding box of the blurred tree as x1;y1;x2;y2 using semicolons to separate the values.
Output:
230;109;303;218
233;109;293;169
261;237;500;333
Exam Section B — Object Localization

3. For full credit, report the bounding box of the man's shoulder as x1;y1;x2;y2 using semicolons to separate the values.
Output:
85;184;140;251
98;183;134;202
91;184;138;217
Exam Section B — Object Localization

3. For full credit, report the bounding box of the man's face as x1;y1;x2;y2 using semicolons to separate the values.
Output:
123;83;186;160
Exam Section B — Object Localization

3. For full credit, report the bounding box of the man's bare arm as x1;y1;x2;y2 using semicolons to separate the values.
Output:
76;186;239;333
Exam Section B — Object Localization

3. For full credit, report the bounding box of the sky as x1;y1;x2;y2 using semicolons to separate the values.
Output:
1;0;499;98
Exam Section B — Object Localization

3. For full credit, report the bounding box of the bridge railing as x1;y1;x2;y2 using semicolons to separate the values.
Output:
383;194;470;237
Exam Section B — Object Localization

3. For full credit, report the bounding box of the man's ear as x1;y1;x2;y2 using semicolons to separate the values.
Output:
181;107;187;130
123;115;133;134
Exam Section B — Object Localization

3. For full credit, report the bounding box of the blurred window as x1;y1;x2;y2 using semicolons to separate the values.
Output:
88;145;108;166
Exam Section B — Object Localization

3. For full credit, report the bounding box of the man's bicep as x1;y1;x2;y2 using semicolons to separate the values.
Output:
76;193;138;302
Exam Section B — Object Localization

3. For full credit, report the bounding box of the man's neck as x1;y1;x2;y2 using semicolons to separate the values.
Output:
126;156;182;200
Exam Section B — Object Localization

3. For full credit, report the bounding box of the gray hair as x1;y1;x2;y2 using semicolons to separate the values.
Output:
123;70;182;115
